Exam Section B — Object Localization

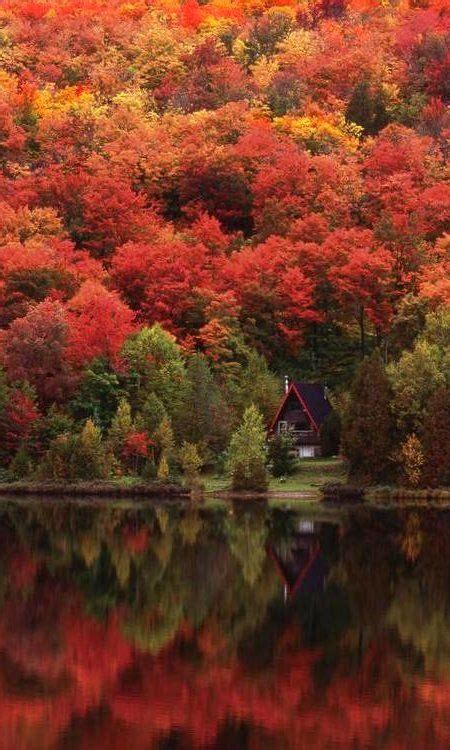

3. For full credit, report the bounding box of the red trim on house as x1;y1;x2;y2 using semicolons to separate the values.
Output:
269;382;296;432
269;382;319;434
290;544;320;595
292;384;319;433
267;542;321;597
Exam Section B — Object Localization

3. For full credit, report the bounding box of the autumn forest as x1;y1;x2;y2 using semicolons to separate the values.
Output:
0;0;449;485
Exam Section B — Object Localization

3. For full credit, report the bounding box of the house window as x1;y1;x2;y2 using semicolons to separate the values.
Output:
298;445;315;458
278;421;288;433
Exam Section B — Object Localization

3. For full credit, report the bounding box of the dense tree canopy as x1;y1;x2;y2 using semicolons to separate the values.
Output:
0;0;447;480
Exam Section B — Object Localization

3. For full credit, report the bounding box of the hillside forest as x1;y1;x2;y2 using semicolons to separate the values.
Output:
0;0;449;485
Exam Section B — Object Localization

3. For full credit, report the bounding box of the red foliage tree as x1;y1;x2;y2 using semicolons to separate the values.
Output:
66;280;135;368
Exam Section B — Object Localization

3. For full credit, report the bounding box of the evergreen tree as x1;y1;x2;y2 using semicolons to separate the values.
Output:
346;79;389;136
422;387;450;488
226;405;268;491
121;324;187;417
341;353;396;482
179;354;230;453
230;350;281;424
136;392;167;436
69;359;123;430
268;432;296;478
320;410;342;457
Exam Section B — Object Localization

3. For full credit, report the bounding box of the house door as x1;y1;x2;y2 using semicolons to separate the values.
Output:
298;445;315;458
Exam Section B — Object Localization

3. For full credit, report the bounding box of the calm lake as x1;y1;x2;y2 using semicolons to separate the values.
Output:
0;499;449;749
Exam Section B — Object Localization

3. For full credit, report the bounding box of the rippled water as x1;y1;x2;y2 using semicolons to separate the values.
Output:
0;499;449;749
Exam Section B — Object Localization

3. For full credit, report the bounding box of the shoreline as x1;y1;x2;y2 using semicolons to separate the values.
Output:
0;480;190;499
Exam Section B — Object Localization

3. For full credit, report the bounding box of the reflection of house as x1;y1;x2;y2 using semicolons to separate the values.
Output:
268;520;324;600
269;381;332;458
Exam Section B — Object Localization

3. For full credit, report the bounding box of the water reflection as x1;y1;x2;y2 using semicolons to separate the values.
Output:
0;501;449;748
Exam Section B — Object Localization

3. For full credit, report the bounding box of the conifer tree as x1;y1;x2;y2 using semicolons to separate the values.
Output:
341;353;396;482
422;387;450;488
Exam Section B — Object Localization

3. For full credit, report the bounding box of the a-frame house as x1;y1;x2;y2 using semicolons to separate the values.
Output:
269;381;332;457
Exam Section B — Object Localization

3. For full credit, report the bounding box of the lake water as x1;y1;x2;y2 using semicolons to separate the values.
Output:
0;499;449;749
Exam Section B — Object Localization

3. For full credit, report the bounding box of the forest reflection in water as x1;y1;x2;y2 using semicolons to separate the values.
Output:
0;500;449;749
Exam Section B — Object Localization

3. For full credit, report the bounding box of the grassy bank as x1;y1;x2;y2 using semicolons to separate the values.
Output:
203;458;346;497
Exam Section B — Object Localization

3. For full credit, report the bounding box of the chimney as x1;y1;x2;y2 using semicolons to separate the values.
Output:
284;375;289;394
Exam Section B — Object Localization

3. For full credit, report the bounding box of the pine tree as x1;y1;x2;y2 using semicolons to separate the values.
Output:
341;353;396;483
179;354;229;452
226;405;268;492
422;387;450;488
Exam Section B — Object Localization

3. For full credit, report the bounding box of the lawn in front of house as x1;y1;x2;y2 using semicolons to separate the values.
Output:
202;457;346;495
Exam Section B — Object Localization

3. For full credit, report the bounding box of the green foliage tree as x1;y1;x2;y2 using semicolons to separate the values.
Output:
69;359;123;430
179;441;203;490
108;398;133;457
389;308;450;435
229;350;281;424
135;392;167;436
179;353;230;453
342;353;396;482
121;325;187;418
226;405;268;491
268;432;296;478
320;410;342;457
346;79;389;136
8;446;34;481
155;415;175;478
39;405;74;451
72;419;107;480
421;387;450;488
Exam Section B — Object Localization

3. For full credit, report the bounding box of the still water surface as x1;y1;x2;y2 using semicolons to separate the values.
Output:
0;500;449;749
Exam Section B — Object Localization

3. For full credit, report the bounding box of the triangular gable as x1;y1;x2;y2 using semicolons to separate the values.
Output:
269;382;319;433
268;542;321;597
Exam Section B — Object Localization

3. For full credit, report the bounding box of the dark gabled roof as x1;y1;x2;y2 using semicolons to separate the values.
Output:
270;381;332;433
294;383;332;430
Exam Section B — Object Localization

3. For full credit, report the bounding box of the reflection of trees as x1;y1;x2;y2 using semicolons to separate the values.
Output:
225;502;268;586
2;504;450;747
